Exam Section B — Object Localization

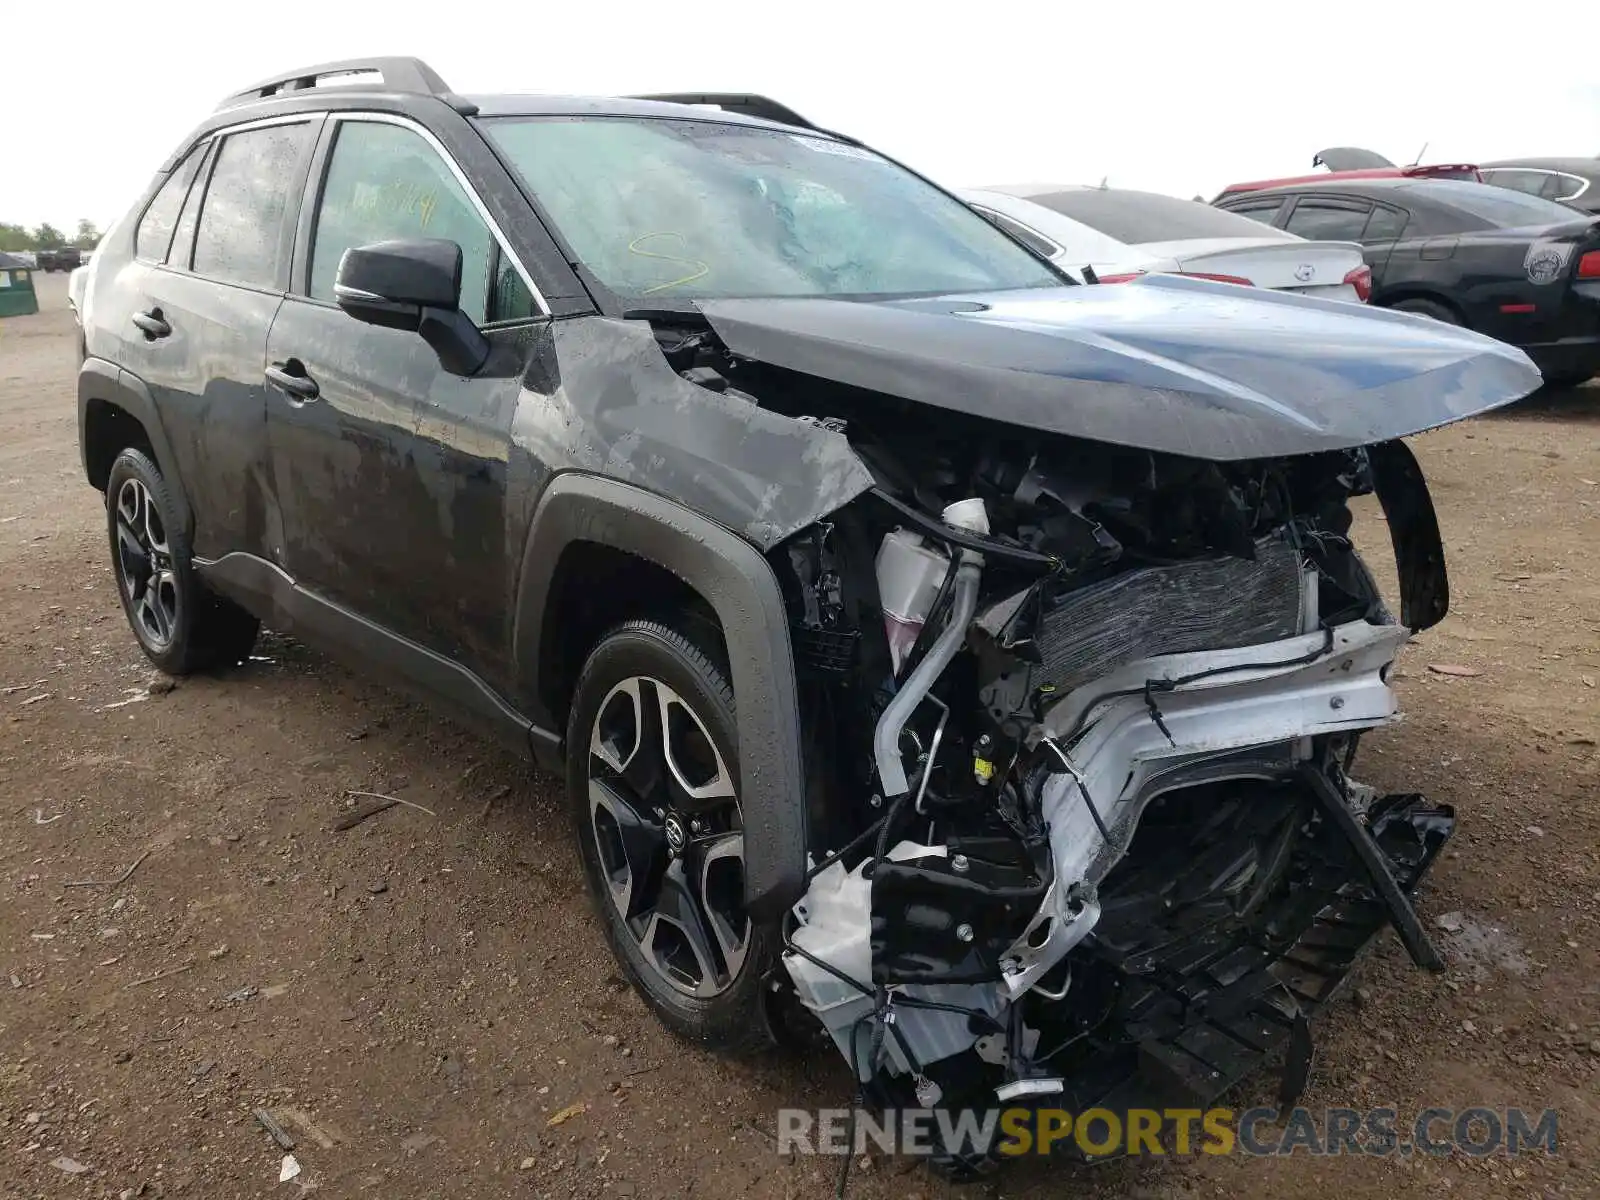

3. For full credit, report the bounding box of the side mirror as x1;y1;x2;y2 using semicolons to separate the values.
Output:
334;238;489;376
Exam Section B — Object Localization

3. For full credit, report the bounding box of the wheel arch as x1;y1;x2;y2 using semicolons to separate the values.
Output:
1371;287;1469;325
513;472;807;921
78;361;192;535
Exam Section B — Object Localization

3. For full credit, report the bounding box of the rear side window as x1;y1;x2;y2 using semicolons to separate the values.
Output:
135;147;206;262
192;123;314;289
1542;173;1588;202
1481;169;1549;197
166;142;215;270
1400;179;1583;229
1284;199;1371;241
1363;205;1408;241
1030;188;1292;244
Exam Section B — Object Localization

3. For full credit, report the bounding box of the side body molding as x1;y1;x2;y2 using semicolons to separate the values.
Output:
514;473;807;921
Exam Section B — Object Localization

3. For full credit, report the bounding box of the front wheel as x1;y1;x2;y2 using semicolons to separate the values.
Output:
565;619;776;1054
105;448;259;674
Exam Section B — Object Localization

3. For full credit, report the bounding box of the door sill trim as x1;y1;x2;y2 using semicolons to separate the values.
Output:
194;552;562;760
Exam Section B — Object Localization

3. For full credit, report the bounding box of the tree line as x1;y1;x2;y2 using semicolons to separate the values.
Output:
0;219;102;253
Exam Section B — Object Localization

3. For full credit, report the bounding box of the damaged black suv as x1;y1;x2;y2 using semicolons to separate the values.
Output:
78;57;1540;1169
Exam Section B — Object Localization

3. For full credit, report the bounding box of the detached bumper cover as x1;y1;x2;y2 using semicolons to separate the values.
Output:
1020;794;1455;1160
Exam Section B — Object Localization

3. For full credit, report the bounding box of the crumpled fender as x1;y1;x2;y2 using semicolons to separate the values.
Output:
511;472;809;922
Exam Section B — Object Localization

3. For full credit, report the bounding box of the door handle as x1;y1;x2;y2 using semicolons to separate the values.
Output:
131;309;171;340
265;361;320;403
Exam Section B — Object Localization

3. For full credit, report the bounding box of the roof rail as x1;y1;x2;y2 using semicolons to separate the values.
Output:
217;56;457;111
630;93;821;132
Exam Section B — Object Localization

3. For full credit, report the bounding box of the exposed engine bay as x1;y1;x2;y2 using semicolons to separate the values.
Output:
649;309;1459;1170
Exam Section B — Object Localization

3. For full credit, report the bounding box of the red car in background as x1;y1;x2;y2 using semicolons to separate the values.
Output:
1215;147;1481;202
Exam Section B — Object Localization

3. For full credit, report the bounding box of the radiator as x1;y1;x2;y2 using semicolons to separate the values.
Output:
1035;536;1310;694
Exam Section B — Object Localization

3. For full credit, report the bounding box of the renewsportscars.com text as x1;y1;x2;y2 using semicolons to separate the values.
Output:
777;1105;1560;1158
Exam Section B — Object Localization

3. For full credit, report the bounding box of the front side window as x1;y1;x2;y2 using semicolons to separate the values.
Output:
483;116;1062;305
192;123;314;289
1283;199;1371;241
310;121;516;324
135;146;206;262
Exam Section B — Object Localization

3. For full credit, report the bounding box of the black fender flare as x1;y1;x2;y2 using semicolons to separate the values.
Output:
77;359;192;536
1368;439;1448;632
513;472;807;922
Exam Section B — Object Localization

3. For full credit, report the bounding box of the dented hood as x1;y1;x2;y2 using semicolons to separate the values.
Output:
698;275;1542;461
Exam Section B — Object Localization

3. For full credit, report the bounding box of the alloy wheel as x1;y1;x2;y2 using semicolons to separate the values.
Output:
113;478;178;649
587;676;749;998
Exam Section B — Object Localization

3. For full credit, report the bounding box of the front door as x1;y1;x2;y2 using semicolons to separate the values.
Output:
264;114;542;686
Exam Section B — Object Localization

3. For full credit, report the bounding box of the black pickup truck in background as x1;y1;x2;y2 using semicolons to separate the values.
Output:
37;247;83;272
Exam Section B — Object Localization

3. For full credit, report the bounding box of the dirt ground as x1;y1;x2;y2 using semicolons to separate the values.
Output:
1;273;1596;1200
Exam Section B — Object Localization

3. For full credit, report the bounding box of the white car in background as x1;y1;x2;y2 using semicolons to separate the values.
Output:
962;184;1373;301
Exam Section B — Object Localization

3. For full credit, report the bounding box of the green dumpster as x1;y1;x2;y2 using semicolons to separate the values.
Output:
0;253;39;318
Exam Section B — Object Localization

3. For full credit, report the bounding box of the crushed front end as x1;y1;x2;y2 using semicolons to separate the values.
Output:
622;278;1541;1173
770;427;1457;1170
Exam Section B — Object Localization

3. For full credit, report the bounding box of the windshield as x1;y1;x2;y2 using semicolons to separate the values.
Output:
1021;188;1296;245
1403;180;1586;228
482;116;1061;303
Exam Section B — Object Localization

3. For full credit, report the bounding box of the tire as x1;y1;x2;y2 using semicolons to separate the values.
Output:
1390;297;1462;325
105;448;259;675
565;618;776;1054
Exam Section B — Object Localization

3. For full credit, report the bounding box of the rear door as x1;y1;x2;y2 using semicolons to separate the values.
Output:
1357;202;1410;283
264;113;544;686
106;118;320;563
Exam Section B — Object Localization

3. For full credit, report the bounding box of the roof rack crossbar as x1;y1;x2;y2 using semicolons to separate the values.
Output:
629;93;821;132
218;56;453;111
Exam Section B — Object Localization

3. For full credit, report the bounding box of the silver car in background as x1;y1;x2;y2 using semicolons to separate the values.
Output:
964;183;1373;300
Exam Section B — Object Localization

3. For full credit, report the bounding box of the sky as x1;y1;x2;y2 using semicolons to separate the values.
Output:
4;0;1597;232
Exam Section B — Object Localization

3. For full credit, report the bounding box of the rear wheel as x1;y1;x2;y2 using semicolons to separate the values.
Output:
106;448;259;674
566;619;775;1054
1390;297;1462;325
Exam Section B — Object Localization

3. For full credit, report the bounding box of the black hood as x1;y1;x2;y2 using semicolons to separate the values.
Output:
699;276;1543;462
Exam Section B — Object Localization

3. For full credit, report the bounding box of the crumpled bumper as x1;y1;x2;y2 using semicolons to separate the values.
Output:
1000;794;1455;1164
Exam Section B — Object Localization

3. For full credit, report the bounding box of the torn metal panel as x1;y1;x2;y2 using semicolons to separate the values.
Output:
700;275;1543;461
511;316;874;549
1000;619;1410;998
